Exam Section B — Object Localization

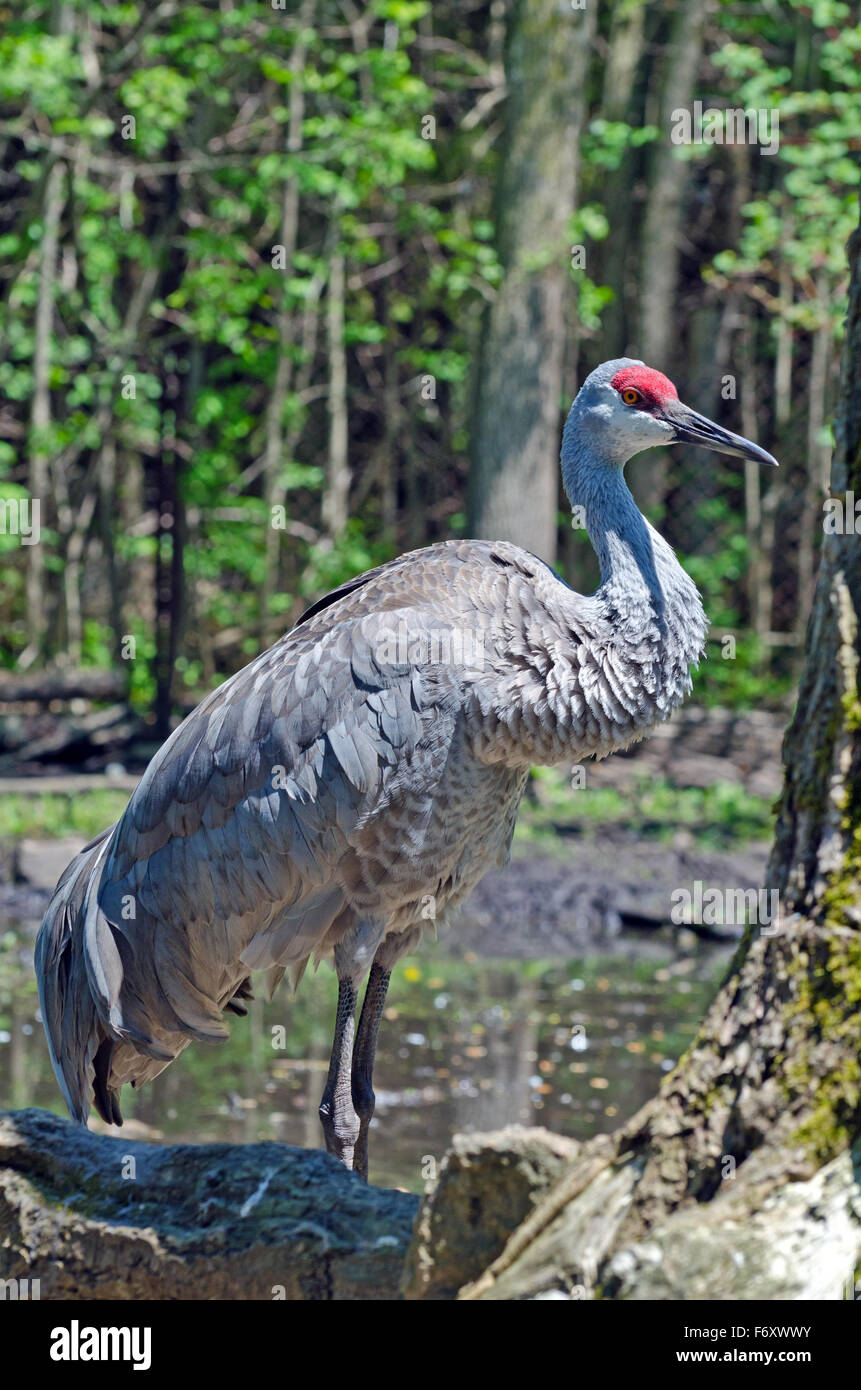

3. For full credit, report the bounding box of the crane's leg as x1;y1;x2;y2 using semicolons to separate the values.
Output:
351;960;391;1182
319;975;360;1169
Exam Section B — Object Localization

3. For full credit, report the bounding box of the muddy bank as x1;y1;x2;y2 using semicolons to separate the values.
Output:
455;833;769;957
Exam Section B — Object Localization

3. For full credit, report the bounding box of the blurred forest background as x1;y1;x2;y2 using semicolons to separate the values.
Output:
1;0;859;740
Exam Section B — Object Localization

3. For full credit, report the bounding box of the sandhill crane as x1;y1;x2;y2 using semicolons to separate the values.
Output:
35;358;777;1178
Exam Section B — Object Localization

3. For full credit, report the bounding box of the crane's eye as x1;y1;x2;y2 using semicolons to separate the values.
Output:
621;388;641;406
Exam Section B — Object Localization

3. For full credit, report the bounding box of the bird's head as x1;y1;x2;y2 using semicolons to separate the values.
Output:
563;357;779;474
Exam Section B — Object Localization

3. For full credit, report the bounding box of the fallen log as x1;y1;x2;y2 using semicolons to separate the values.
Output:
0;704;139;768
0;669;127;704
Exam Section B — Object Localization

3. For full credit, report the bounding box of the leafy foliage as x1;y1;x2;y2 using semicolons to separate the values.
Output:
0;0;858;713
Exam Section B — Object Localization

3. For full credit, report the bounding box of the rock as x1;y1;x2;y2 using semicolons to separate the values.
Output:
0;839;17;887
17;837;87;892
402;1125;578;1300
0;1109;418;1300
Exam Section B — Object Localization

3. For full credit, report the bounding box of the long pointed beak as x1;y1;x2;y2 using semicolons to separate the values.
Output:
663;401;779;467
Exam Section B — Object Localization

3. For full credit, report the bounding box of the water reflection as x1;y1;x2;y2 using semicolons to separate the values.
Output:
0;912;728;1192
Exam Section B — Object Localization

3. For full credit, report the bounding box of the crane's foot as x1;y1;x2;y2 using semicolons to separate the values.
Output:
319;1095;360;1171
319;959;391;1180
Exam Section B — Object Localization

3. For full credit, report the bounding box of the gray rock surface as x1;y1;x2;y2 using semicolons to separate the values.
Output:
0;1108;418;1300
403;1125;578;1299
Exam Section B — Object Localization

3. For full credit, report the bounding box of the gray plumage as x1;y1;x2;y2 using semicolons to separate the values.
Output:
35;358;776;1173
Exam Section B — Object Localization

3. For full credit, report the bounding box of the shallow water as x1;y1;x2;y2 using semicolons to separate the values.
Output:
0;910;728;1192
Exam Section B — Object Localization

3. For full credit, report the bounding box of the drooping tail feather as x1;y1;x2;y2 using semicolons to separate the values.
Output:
35;825;263;1126
34;827;116;1123
35;825;197;1124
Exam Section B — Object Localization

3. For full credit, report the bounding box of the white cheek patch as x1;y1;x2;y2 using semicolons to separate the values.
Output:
616;413;675;460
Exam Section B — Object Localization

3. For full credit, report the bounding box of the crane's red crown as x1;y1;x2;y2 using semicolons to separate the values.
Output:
610;366;679;409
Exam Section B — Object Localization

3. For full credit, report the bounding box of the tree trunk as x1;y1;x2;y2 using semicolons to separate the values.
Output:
261;0;314;644
796;269;832;637
153;425;186;743
594;0;647;362
468;0;596;565
323;248;350;540
451;195;861;1301
632;0;712;513
24;160;65;667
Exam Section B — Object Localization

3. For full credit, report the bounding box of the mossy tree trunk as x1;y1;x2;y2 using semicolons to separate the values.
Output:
461;196;861;1301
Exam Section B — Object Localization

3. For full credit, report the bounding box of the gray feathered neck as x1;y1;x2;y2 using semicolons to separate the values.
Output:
560;359;707;668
